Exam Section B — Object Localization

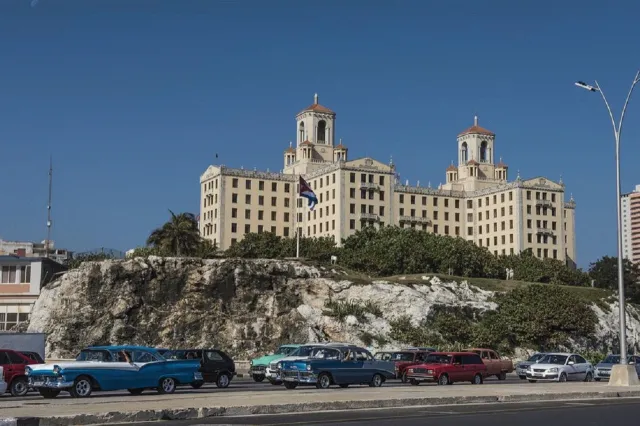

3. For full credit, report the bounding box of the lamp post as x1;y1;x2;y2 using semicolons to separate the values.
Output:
575;70;640;372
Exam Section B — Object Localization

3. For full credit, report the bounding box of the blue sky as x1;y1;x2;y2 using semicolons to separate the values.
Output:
1;0;640;268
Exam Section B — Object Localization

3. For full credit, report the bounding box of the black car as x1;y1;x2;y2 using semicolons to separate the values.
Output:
165;349;236;388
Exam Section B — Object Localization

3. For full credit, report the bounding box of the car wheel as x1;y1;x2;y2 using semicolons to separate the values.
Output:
498;372;507;380
559;373;567;383
127;388;144;395
519;375;527;380
216;373;231;388
70;375;93;398
158;377;176;394
528;380;537;383
190;381;204;389
252;374;265;383
438;374;449;386
369;373;383;387
584;372;593;382
316;373;332;389
38;389;60;399
410;379;420;386
283;381;298;389
339;384;349;388
10;377;29;397
472;374;483;385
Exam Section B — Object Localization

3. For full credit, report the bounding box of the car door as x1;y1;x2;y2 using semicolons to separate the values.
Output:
565;355;581;381
339;348;363;383
450;355;464;381
203;350;226;381
573;355;589;379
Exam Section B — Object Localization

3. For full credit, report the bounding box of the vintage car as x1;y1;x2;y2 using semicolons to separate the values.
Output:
25;345;203;398
164;348;236;388
374;347;437;382
278;345;395;389
525;352;593;382
463;348;514;380
594;354;640;381
249;344;301;382
515;353;547;379
266;343;361;384
405;351;487;385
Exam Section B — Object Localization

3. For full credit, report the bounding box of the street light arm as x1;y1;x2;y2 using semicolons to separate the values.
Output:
594;80;619;137
616;69;640;140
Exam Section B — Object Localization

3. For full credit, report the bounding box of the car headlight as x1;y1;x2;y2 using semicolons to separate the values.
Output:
53;365;61;374
408;368;414;373
306;364;312;371
25;366;32;375
427;369;433;374
277;363;282;369
250;360;254;366
548;368;558;373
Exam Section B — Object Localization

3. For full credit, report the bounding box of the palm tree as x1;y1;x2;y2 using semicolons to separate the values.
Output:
147;210;201;256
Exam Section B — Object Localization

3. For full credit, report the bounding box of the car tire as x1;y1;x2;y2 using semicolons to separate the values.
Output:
10;377;29;397
283;381;298;389
519;375;526;380
559;373;567;383
410;379;420;386
498;372;507;380
157;377;176;394
528;380;537;383
584;372;593;382
268;379;282;385
401;372;408;383
252;374;265;383
316;373;332;389
127;388;144;395
70;375;93;398
472;374;483;385
438;374;449;386
38;389;60;399
216;373;231;388
369;373;383;388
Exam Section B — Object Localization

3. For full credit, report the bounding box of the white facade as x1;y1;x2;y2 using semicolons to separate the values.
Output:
622;184;640;263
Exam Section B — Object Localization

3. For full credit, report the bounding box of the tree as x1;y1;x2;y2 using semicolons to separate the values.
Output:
146;210;203;257
589;256;640;303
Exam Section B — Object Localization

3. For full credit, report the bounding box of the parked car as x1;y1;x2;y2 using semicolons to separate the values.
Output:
249;344;301;383
0;366;7;395
374;347;436;382
163;348;236;388
25;345;203;398
463;348;513;380
515;353;547;379
594;354;640;381
279;345;395;389
405;351;488;385
0;349;38;396
525;352;593;383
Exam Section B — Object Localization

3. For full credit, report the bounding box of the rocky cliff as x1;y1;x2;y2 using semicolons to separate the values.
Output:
27;257;640;359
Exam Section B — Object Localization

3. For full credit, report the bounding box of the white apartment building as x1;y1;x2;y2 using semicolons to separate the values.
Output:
0;239;71;264
622;184;640;263
200;95;577;267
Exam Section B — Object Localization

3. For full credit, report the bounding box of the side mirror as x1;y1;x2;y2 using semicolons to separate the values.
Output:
568;361;575;365
630;361;636;365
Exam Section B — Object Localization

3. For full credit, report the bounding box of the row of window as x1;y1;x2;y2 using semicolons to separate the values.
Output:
231;223;291;237
231;179;292;193
0;265;31;284
0;312;29;331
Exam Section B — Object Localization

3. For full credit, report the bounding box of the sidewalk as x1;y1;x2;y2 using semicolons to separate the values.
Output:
1;382;640;425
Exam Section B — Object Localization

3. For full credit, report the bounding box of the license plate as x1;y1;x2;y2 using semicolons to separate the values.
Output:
283;377;297;382
32;381;44;387
602;372;610;376
534;373;543;377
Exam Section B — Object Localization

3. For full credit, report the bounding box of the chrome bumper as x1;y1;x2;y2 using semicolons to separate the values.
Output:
526;372;559;381
594;370;610;380
266;367;281;380
281;369;317;383
28;376;74;389
249;367;266;376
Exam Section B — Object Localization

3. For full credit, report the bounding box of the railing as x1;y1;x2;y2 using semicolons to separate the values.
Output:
536;200;553;208
536;228;555;235
399;215;432;224
359;182;379;191
359;213;380;221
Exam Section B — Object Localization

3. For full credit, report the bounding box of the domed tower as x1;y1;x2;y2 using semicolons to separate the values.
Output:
283;142;296;168
446;162;458;183
457;116;496;179
295;93;336;163
334;138;348;162
495;158;508;181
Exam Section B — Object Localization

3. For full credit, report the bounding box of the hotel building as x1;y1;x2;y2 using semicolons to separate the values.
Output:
200;95;577;267
622;184;640;263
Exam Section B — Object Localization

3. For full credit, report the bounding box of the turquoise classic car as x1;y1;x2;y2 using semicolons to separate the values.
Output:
25;345;203;398
279;345;395;389
249;344;301;382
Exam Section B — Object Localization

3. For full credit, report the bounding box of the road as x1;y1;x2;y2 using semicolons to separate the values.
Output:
9;374;524;400
101;398;640;426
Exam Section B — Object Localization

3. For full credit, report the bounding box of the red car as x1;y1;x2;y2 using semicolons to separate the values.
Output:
405;351;487;385
0;349;38;396
374;348;436;382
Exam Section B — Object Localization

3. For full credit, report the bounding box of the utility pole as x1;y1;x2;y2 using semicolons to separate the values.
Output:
45;156;53;259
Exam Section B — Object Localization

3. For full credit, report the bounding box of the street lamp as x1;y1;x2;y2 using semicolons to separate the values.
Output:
576;70;640;385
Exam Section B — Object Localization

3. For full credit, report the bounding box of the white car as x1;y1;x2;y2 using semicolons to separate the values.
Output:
525;352;593;382
266;343;359;384
0;366;7;395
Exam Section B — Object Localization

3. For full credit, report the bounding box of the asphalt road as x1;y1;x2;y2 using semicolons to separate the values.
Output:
102;398;640;426
9;375;524;400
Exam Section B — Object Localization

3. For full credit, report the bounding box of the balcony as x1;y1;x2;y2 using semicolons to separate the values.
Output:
536;199;553;208
359;213;380;221
359;182;379;191
536;227;555;236
399;215;432;225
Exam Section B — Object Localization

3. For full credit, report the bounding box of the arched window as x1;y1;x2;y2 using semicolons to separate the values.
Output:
317;120;326;143
480;141;488;162
461;142;468;163
299;122;305;143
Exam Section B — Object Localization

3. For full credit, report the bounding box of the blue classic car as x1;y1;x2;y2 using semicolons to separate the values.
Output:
278;345;395;389
25;345;203;398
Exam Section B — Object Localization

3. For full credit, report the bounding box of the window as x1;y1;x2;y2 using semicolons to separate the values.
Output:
399;194;404;203
259;196;264;205
232;193;238;203
232;178;238;188
245;209;251;219
205;351;224;361
245;180;251;190
284;183;290;193
244;224;250;233
444;199;449;207
245;194;251;204
272;182;277;191
350;188;356;198
1;266;17;284
231;223;237;233
20;265;31;283
350;173;356;183
258;181;264;191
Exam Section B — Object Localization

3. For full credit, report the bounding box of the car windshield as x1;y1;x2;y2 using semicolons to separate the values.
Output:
374;352;414;361
528;353;545;362
539;354;568;365
290;346;323;357
603;355;621;364
76;350;113;362
275;346;298;356
424;354;452;364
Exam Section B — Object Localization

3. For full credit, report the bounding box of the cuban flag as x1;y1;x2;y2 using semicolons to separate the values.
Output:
299;176;318;211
